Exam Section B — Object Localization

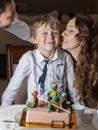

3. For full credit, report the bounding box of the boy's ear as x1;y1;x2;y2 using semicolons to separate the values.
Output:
32;37;38;44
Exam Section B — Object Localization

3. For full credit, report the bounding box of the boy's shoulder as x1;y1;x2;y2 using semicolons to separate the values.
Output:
21;49;36;59
57;48;71;56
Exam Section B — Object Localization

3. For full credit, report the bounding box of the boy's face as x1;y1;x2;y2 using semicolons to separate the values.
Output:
33;24;60;56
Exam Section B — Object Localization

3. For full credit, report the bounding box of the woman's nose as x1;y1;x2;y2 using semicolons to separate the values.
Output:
62;30;67;36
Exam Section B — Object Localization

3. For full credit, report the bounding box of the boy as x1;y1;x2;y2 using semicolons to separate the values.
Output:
1;16;77;106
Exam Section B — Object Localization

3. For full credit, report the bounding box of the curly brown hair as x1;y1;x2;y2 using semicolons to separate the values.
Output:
74;14;98;106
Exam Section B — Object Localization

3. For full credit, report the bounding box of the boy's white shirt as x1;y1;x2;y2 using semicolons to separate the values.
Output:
1;48;78;106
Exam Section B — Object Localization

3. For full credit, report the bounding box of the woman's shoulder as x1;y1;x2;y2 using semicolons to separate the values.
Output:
58;48;74;60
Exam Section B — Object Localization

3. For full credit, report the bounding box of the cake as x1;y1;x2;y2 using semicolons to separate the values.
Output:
24;96;72;128
26;107;72;128
23;84;73;128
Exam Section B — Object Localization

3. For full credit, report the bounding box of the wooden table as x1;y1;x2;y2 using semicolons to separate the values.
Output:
0;105;96;130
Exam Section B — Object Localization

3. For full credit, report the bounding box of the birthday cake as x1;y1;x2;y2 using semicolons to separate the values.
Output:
25;107;72;128
23;84;73;128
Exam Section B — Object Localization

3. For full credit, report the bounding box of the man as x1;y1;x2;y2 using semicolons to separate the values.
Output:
0;0;32;42
0;0;17;28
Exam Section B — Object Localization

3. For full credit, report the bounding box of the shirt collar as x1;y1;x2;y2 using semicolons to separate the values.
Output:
36;49;59;63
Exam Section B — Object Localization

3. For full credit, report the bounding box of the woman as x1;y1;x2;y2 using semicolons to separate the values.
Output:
62;13;98;108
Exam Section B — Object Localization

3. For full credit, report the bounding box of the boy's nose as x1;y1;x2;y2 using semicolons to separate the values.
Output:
48;33;54;39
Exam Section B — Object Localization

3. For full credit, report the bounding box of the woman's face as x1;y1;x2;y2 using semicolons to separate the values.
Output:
62;18;80;51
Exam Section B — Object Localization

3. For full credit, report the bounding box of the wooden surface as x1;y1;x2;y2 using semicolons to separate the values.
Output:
20;108;77;129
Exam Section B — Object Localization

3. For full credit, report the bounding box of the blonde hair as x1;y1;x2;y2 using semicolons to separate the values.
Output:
30;15;61;38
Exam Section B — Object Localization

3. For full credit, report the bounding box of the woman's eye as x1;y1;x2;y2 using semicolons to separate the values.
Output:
68;29;73;32
66;29;74;33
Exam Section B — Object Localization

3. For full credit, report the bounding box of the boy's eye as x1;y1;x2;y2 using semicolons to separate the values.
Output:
53;32;59;35
42;31;59;36
42;32;48;35
42;32;47;35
